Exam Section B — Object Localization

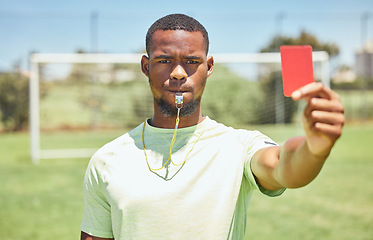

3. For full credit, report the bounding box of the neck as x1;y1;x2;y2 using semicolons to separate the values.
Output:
150;106;205;129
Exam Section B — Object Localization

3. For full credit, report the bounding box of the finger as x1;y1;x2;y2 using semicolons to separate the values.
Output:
303;103;345;134
309;97;345;113
310;110;345;125
292;82;337;101
313;122;343;138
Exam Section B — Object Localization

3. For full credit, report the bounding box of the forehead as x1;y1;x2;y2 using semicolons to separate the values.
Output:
149;30;206;56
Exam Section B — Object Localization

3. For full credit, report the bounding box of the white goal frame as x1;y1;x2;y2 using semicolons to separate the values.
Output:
29;52;329;163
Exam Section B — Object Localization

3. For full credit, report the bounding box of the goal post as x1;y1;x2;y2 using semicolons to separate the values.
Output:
29;53;143;163
29;52;329;164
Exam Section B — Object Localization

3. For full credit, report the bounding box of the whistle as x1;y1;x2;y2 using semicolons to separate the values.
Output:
175;92;183;107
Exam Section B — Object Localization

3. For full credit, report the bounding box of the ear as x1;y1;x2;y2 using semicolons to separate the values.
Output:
206;56;214;77
141;55;150;77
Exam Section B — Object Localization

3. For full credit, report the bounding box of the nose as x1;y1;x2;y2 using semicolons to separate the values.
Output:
170;64;187;81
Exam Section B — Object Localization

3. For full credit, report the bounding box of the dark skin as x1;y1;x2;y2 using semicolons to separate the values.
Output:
81;29;214;240
142;30;214;128
81;29;345;239
252;83;345;190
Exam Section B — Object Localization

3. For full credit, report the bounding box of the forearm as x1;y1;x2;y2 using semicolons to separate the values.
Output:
275;136;329;188
253;83;343;191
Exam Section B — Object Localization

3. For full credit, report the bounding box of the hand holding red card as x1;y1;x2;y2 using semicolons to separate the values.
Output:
280;45;314;97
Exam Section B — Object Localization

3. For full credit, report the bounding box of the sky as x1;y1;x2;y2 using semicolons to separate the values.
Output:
0;0;373;73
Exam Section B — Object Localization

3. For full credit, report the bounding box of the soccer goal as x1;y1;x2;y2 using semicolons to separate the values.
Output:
29;52;329;164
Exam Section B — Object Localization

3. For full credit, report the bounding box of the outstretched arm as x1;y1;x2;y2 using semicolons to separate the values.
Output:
251;82;345;190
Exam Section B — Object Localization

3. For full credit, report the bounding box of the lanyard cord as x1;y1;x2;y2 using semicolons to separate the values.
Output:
142;108;205;171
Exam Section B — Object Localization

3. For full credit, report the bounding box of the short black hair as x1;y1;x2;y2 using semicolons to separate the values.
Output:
145;14;209;55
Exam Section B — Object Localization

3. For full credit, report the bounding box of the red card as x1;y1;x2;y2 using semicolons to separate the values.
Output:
280;45;314;97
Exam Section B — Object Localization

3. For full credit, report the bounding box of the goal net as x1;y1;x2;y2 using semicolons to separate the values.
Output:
29;52;329;163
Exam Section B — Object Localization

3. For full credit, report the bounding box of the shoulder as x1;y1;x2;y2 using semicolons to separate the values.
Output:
205;117;278;161
205;117;275;145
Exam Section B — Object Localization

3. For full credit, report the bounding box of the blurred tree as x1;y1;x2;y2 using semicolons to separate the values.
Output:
0;72;29;131
260;30;339;57
202;64;263;126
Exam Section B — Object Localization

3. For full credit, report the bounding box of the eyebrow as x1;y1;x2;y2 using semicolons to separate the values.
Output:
154;54;172;59
185;55;202;60
153;55;202;60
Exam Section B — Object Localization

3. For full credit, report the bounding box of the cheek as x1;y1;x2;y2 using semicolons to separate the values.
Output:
149;79;163;100
149;65;171;84
189;73;207;98
193;65;208;84
148;66;167;84
195;79;207;96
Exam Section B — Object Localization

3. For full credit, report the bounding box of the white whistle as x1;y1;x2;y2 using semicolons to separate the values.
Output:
175;92;183;106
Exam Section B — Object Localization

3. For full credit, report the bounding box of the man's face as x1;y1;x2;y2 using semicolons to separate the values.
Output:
141;30;213;117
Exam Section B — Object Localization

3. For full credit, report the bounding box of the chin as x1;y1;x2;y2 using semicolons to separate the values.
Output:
156;97;200;117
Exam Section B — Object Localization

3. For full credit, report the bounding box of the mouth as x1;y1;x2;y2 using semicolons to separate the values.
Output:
167;90;189;95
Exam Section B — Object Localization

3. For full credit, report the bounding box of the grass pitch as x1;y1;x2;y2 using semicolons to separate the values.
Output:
0;123;372;240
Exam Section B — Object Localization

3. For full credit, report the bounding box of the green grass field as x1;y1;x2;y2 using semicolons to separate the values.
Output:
0;123;372;239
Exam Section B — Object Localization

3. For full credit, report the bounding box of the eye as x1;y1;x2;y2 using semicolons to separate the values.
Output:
159;59;171;63
186;60;199;64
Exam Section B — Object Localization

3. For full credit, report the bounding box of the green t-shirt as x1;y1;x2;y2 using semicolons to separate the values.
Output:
81;117;285;239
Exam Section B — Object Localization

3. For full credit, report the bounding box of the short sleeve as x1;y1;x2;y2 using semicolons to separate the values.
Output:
81;154;114;238
243;130;286;197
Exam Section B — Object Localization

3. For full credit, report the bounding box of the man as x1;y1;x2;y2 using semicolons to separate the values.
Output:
81;14;344;240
